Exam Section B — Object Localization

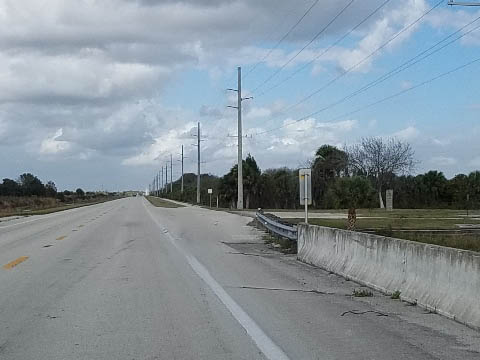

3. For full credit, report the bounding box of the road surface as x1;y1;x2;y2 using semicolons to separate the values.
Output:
0;197;478;359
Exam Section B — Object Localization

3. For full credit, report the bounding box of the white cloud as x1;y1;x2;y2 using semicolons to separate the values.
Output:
392;126;420;140
40;128;70;154
431;138;451;146
430;156;457;166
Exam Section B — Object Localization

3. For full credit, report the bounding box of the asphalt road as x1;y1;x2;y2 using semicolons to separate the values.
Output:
0;197;478;360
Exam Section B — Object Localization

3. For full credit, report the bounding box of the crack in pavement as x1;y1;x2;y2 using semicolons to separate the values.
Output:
226;251;274;257
228;285;334;295
341;310;389;317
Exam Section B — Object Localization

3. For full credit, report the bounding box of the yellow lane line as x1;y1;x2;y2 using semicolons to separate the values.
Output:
56;236;67;241
3;256;29;270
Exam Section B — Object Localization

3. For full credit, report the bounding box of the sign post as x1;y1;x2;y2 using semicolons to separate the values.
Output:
299;169;312;224
208;188;213;208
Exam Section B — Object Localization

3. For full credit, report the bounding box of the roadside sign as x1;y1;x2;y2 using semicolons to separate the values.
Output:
208;188;213;194
299;168;312;224
299;169;312;205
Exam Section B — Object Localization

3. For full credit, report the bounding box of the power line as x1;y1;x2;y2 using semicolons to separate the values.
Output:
256;15;480;133
256;0;393;97
327;56;480;122
253;56;480;136
252;0;356;94
276;0;444;116
243;0;320;80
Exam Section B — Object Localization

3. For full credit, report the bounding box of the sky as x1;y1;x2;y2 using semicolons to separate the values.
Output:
0;0;479;191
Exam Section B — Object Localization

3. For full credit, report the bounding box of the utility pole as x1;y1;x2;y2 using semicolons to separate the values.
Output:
237;67;243;210
170;153;173;193
161;167;164;194
227;67;253;210
165;162;168;193
181;145;184;193
197;122;201;204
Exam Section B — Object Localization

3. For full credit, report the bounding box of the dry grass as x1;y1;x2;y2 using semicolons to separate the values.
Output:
0;196;115;218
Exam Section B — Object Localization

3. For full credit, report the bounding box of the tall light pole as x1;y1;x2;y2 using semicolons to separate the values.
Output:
227;67;253;210
170;153;173;193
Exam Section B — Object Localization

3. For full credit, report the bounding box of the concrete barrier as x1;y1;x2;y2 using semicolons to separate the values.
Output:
297;224;480;329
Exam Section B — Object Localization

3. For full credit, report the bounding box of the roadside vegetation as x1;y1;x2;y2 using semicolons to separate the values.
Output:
0;173;121;217
151;137;480;252
158;139;480;212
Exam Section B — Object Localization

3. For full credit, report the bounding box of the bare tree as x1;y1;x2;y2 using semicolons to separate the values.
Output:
347;137;416;208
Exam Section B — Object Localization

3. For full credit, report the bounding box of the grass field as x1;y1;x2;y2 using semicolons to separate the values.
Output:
146;196;184;208
282;208;480;252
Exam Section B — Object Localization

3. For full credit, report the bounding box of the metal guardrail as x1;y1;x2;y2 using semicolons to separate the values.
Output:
255;211;298;241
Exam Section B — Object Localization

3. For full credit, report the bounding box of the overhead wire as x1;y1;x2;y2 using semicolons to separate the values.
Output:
248;0;444;134
256;0;393;97
325;56;480;123
251;0;357;94
254;15;480;135
253;55;480;136
243;0;320;80
277;0;445;116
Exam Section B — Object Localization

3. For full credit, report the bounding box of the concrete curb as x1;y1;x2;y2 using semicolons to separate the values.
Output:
297;224;480;330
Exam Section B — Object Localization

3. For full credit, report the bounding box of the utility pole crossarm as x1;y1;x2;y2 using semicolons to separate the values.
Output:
448;1;480;5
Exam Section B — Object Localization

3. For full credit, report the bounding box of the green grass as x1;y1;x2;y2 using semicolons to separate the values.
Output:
266;208;480;218
146;196;184;208
285;217;480;230
390;231;480;252
282;209;480;252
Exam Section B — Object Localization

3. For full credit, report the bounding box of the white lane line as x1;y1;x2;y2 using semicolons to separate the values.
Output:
143;200;290;360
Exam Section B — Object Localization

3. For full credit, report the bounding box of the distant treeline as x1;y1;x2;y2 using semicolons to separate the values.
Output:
0;173;111;202
159;143;480;210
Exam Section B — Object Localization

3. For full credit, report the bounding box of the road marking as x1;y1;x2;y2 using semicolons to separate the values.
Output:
143;200;290;360
56;236;67;241
3;256;29;269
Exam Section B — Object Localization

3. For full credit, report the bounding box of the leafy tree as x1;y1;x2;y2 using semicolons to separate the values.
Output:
219;165;239;208
312;145;347;208
0;178;21;196
244;154;261;208
327;176;375;209
18;173;45;196
45;181;57;198
347;137;416;208
76;188;85;197
419;171;448;207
